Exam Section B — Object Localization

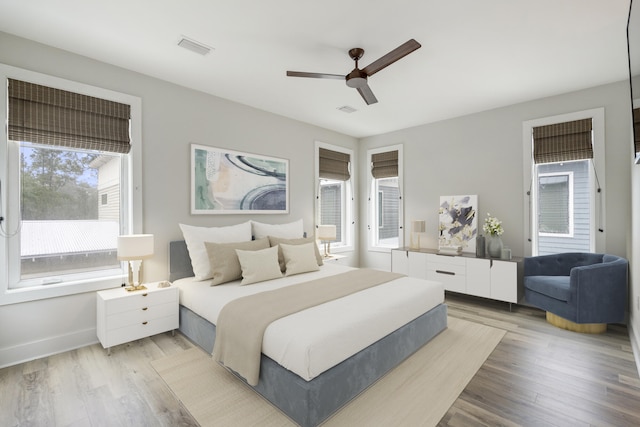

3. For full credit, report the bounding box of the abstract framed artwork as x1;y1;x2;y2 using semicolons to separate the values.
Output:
191;144;289;214
438;195;478;253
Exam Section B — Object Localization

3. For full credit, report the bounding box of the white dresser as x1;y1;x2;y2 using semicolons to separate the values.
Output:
391;248;523;306
96;284;179;354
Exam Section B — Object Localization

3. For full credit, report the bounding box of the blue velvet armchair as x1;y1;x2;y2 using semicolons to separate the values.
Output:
524;253;628;328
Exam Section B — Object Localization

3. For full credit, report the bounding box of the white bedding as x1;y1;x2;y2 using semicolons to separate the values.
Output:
175;263;444;381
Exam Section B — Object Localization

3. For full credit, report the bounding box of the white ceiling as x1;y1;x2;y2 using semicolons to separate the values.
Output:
0;0;632;138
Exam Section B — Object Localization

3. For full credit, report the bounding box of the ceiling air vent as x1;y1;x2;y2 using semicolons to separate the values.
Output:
337;105;357;113
178;37;213;56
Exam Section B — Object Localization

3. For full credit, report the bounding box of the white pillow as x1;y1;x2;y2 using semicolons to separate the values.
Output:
236;246;283;285
251;219;303;239
179;222;252;281
280;242;320;276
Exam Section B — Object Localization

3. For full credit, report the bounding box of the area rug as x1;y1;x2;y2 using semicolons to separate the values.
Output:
151;317;505;426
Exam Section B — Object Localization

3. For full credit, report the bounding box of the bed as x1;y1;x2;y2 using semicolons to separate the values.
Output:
169;239;447;427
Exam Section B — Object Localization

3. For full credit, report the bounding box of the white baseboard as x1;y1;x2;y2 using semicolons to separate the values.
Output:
0;328;98;369
630;317;640;377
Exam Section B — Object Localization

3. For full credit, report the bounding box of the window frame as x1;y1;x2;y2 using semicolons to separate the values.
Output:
522;108;605;257
367;144;404;253
0;64;142;305
314;141;354;253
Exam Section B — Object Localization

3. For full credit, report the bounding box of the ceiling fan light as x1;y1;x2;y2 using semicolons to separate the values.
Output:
346;76;367;89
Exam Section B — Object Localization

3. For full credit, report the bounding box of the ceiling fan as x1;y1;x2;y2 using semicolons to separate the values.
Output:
286;39;421;105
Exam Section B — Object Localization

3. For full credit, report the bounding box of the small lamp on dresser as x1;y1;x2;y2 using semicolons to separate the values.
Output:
317;225;337;258
410;220;425;249
117;234;154;291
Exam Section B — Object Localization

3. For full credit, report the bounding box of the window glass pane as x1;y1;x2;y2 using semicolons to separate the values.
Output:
538;175;569;233
319;179;343;243
19;142;120;281
375;177;399;247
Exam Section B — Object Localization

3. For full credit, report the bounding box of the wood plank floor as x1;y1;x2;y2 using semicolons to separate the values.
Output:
1;294;638;426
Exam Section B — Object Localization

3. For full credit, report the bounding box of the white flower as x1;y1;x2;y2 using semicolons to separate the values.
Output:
483;213;504;236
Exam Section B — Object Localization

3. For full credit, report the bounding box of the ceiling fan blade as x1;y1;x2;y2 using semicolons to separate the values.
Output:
357;83;378;105
286;71;345;80
361;39;421;76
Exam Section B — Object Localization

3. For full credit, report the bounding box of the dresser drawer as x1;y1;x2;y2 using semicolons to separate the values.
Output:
428;270;466;293
106;301;177;330
427;253;466;267
428;262;466;276
104;289;176;315
103;314;179;348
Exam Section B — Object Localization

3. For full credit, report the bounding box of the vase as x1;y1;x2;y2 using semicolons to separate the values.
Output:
487;234;503;258
476;235;485;258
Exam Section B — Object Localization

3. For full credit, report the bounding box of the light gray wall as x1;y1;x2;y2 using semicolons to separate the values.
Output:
358;80;632;271
0;32;357;367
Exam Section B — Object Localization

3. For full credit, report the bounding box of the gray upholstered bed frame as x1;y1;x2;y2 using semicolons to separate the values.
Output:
169;240;448;427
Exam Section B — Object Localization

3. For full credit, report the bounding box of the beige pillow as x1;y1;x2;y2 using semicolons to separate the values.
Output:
281;243;320;276
235;246;283;285
179;222;252;281
268;235;324;272
205;238;270;286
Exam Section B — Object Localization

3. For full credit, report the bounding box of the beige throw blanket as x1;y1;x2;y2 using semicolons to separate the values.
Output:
212;268;404;386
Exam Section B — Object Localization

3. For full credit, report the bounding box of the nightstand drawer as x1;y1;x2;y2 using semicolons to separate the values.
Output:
106;301;177;330
104;314;179;348
104;289;176;315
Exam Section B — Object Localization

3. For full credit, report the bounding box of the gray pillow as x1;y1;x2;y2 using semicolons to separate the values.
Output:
268;235;324;272
205;237;270;286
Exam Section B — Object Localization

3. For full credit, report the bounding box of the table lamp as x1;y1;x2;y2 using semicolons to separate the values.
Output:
410;220;425;249
317;225;337;258
117;234;154;291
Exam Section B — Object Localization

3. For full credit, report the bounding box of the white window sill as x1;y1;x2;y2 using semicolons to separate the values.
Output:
0;274;125;306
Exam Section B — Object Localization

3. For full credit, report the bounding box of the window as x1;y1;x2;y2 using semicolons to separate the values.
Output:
0;65;142;304
315;143;354;251
538;171;573;236
523;110;604;257
368;145;403;251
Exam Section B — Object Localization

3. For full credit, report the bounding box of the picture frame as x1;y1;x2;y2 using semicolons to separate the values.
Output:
438;195;478;253
190;144;289;214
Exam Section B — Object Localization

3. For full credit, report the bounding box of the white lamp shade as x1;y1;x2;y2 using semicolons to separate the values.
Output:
317;225;337;241
117;234;154;260
411;220;426;233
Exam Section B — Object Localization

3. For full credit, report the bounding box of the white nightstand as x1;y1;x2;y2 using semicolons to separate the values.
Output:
96;282;179;355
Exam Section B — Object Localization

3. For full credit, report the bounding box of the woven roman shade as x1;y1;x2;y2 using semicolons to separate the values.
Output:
371;150;398;178
319;148;351;181
532;118;593;164
8;79;131;154
634;108;640;155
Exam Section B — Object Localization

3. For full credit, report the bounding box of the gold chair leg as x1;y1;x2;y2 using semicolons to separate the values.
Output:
546;312;607;334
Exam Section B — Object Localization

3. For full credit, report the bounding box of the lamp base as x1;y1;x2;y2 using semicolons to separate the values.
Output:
125;284;147;292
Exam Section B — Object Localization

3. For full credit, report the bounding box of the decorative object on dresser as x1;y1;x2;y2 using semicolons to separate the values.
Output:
438;195;477;253
476;235;485;257
96;283;179;355
483;213;504;258
317;224;337;257
410;219;425;249
117;234;154;291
